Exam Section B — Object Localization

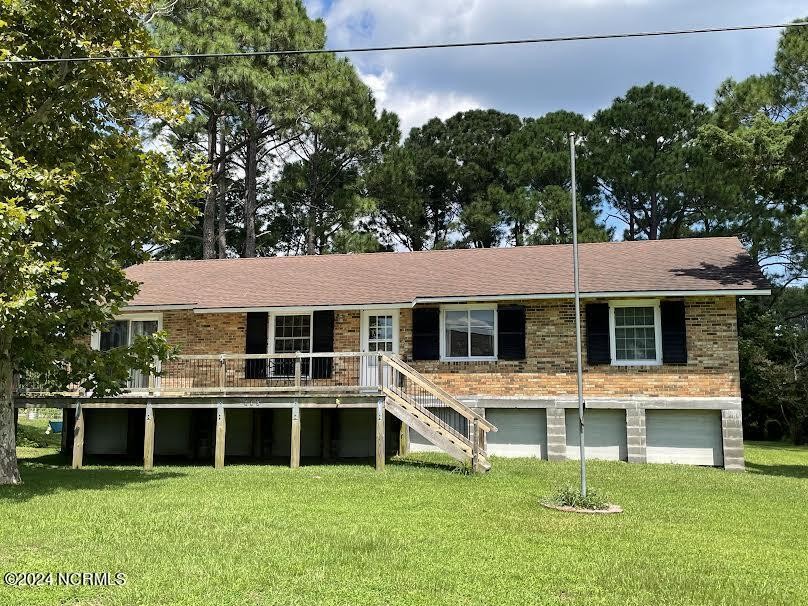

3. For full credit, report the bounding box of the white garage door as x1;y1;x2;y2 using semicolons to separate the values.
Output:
565;409;627;461
486;409;547;458
646;410;724;467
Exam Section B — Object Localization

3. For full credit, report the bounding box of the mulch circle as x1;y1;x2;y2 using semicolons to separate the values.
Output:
541;502;624;514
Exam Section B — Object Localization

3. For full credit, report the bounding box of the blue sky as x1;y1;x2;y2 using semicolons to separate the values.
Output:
304;0;807;134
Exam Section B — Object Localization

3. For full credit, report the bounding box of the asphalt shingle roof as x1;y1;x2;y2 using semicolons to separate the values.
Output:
125;237;769;310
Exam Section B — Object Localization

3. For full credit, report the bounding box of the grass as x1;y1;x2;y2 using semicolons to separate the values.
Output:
1;428;807;606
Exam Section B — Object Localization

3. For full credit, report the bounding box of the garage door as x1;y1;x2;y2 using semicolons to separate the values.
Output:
486;409;547;458
565;409;627;461
646;410;724;466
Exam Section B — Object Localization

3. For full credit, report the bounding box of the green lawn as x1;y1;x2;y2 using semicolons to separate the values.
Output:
1;428;807;606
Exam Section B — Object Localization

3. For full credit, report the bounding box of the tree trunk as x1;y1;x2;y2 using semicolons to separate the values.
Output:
306;207;317;255
243;103;258;258
0;345;21;485
627;198;636;241
217;122;228;259
202;113;218;260
649;191;659;240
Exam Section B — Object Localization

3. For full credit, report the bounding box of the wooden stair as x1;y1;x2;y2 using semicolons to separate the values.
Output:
379;355;497;472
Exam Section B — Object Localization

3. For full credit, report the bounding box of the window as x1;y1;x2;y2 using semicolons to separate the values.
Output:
367;315;394;353
441;306;496;360
97;318;160;351
272;314;312;376
93;315;161;389
609;302;661;365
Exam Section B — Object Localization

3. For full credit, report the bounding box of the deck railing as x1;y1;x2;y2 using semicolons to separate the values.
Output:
15;352;382;397
378;354;495;451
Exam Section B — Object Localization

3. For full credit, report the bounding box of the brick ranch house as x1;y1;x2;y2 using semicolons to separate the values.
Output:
16;236;769;472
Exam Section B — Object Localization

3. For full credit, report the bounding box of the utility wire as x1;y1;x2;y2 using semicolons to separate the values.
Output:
3;21;808;66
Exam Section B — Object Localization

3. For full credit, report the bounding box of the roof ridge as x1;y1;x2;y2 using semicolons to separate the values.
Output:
137;236;742;265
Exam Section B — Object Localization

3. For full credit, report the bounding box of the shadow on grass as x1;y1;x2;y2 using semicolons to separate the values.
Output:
3;452;186;503
745;462;808;479
388;456;467;474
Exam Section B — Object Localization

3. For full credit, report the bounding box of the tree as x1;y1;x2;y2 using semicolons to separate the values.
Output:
269;56;399;255
702;21;808;444
590;83;727;241
500;111;610;245
386;110;520;249
0;0;203;484
152;0;325;259
365;146;430;251
738;288;808;444
701;20;808;285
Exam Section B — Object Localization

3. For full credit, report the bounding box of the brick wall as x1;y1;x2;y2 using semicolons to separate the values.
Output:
334;311;360;352
162;311;246;355
402;296;740;398
127;296;739;399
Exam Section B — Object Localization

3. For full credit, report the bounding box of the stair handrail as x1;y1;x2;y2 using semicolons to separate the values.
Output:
379;354;497;433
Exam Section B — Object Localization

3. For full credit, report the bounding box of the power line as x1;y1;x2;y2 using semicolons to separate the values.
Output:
3;21;807;66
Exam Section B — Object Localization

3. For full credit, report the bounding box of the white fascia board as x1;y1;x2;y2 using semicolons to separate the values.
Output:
193;302;410;314
130;289;770;313
120;304;197;312
412;289;770;304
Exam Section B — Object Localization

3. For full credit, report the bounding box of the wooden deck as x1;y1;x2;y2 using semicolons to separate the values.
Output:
14;353;496;473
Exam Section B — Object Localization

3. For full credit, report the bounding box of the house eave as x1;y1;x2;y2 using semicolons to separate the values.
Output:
120;288;770;314
121;304;197;312
410;288;771;304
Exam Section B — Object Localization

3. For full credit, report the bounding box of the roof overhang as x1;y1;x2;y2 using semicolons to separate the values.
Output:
120;288;770;314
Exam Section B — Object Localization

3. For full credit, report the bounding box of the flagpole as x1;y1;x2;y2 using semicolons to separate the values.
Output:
569;132;587;497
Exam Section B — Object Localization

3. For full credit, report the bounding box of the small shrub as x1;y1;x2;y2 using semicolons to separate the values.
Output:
553;485;609;510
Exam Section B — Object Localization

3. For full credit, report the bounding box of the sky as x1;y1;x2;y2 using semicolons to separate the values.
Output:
304;0;807;135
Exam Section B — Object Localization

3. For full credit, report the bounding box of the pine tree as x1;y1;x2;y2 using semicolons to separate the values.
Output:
152;0;326;258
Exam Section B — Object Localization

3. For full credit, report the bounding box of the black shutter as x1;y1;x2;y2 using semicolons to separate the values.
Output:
661;300;688;364
412;308;440;360
498;306;526;360
245;312;268;379
312;310;335;379
586;303;610;365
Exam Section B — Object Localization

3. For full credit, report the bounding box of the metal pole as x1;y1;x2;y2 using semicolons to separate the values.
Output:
569;132;587;497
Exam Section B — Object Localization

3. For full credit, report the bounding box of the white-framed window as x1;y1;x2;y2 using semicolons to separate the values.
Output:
91;313;163;351
90;313;163;389
608;300;662;366
440;304;497;361
269;313;312;376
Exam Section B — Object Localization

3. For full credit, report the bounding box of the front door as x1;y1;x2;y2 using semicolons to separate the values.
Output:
360;310;399;387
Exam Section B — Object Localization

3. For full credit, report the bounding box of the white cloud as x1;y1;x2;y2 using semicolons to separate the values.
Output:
309;0;808;130
360;69;482;135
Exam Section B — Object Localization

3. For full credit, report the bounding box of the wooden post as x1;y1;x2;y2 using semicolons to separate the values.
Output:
294;353;302;391
214;404;226;469
399;421;410;456
148;360;155;395
218;355;226;393
72;402;84;469
143;402;155;471
375;398;385;472
290;402;301;469
471;418;480;474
